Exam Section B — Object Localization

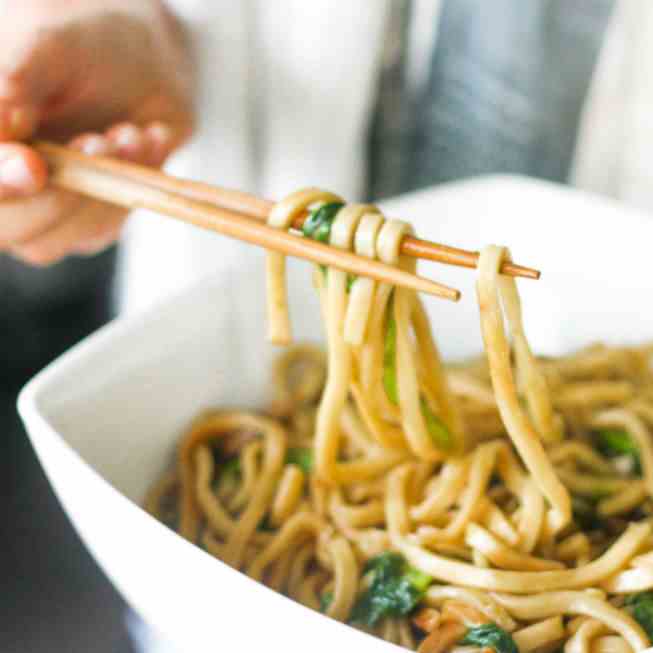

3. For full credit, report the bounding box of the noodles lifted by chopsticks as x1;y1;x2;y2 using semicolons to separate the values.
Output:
268;188;465;480
146;189;653;652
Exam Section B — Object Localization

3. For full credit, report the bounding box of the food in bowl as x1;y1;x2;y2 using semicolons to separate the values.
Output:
145;190;653;652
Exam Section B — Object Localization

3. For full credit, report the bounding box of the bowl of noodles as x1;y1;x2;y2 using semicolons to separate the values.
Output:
18;176;653;653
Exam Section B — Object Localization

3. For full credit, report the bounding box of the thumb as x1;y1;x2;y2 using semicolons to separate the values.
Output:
0;143;47;198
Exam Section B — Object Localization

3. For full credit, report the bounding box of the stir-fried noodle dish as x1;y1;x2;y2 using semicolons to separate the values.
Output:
146;189;653;653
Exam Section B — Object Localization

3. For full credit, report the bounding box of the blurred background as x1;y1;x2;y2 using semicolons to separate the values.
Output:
3;0;653;651
1;251;134;652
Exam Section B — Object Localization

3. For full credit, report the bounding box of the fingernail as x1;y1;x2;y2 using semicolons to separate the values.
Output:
111;125;146;162
79;135;110;156
144;123;174;165
114;125;142;148
0;155;35;192
146;122;173;143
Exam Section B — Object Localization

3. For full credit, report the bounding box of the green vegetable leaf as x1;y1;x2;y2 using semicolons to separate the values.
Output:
286;447;313;474
302;202;345;244
460;624;519;653
595;428;640;473
625;593;653;643
220;457;241;480
350;552;432;626
305;201;353;293
257;514;275;532
383;306;398;405
625;592;653;607
213;457;241;494
420;396;453;451
382;299;453;452
596;428;638;457
403;566;433;593
571;495;601;531
320;591;333;613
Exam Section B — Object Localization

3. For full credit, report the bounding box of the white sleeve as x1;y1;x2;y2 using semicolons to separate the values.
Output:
162;0;204;25
571;0;653;210
255;0;390;201
119;0;257;315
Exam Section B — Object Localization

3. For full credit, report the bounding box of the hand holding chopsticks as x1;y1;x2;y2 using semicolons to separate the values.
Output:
35;141;540;301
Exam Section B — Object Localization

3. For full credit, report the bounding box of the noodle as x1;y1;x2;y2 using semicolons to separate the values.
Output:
492;593;648;652
393;523;650;593
145;188;653;652
477;246;570;532
512;616;565;652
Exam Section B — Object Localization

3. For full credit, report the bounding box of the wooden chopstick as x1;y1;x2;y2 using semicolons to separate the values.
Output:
35;141;540;282
36;142;459;301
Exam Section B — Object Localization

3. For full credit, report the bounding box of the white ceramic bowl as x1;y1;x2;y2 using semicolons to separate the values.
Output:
18;176;653;652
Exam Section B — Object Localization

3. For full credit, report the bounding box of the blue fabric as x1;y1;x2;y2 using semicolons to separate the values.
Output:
368;0;615;198
0;249;116;391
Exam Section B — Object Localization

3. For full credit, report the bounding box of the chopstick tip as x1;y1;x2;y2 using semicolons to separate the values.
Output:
521;267;541;280
420;279;461;302
501;261;541;280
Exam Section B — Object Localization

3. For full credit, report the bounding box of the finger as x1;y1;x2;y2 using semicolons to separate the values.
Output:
143;121;175;166
0;188;80;247
105;122;149;162
0;135;120;249
69;120;178;165
74;220;126;256
105;121;177;166
10;202;126;266
69;132;117;157
0;143;47;199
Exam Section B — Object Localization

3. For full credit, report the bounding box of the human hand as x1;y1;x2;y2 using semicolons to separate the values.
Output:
0;0;194;265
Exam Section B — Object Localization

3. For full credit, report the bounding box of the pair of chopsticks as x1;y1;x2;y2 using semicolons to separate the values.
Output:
35;141;540;302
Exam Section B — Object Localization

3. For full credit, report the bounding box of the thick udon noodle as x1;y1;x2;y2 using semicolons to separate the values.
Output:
146;189;653;652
